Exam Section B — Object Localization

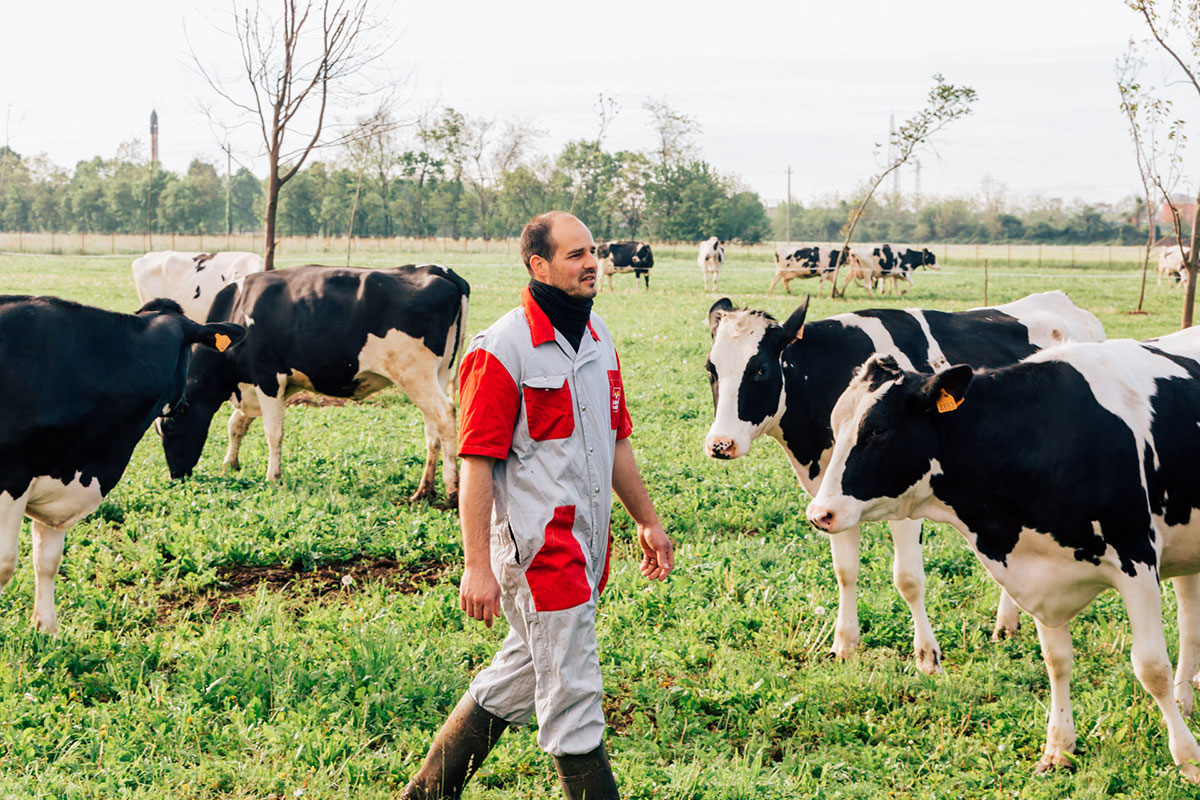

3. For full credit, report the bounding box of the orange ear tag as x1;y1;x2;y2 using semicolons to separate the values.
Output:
794;324;805;342
936;388;963;414
214;333;232;352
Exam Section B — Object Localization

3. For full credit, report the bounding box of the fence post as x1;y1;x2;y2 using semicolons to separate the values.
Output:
1007;243;1011;267
1109;245;1112;268
975;243;980;268
1071;245;1075;267
80;232;85;255
1038;244;1042;269
111;233;116;254
984;259;989;306
51;230;55;255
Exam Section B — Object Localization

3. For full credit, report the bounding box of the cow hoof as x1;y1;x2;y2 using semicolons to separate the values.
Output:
1179;693;1196;718
992;621;1020;641
32;617;58;638
1180;761;1200;783
829;637;859;661
916;648;943;675
1034;751;1075;775
408;486;434;503
442;491;459;511
222;461;240;475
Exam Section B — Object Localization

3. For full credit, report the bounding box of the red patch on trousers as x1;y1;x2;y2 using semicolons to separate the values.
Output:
598;528;613;596
525;506;590;612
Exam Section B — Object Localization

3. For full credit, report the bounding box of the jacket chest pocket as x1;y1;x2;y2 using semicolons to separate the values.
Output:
521;374;574;441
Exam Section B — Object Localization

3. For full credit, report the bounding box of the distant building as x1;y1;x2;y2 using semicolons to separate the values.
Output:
1160;193;1198;228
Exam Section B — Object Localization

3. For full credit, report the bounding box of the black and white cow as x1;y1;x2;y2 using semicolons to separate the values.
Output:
158;264;470;504
769;245;844;297
843;245;899;297
881;248;940;295
806;329;1200;780
0;296;244;634
698;236;725;292
704;291;1104;673
1158;245;1190;288
597;241;654;290
132;251;265;322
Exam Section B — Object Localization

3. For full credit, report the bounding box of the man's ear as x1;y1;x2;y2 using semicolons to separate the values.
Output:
188;322;246;352
708;297;735;338
919;365;973;414
779;295;810;342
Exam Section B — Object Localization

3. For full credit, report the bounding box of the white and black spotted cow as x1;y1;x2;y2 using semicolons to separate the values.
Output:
807;329;1200;780
698;236;725;292
597;241;654;290
131;251;265;322
704;291;1104;673
0;296;244;634
158;264;470;504
769;245;844;297
880;248;940;295
843;245;898;297
1158;245;1190;288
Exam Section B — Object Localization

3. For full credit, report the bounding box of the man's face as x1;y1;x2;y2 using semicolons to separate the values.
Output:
531;216;598;299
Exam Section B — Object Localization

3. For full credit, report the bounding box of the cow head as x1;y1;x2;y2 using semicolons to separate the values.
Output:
806;355;973;532
634;243;654;269
597;243;611;259
921;249;939;270
704;296;808;459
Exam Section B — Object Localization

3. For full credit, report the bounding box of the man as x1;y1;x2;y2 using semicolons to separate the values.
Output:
401;212;674;799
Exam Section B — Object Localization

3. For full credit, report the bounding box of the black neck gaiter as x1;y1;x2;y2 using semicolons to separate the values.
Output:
528;280;593;351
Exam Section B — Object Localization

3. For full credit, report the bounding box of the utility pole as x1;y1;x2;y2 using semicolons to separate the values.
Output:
148;109;158;249
786;164;792;244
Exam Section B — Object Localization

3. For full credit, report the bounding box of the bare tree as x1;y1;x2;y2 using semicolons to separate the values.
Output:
1129;0;1200;326
1117;44;1179;313
193;0;394;269
642;96;699;168
830;75;977;297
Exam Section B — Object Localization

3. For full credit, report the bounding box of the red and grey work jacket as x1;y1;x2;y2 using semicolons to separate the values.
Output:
458;288;632;612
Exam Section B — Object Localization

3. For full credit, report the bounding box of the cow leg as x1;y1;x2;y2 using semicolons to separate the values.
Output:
1173;574;1200;717
828;526;862;660
993;588;1021;640
1119;572;1200;780
30;520;66;636
1033;619;1077;773
255;382;287;482
223;408;256;474
0;490;29;590
888;518;941;674
712;271;718;293
393;367;459;506
767;273;780;296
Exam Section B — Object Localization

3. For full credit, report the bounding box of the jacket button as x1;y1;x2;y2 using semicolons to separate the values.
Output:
581;405;587;412
594;487;600;494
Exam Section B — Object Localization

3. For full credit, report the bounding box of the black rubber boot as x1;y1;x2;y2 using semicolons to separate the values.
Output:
553;743;620;800
400;692;509;799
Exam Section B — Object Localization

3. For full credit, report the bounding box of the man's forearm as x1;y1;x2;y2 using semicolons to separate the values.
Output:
612;438;660;526
459;455;496;567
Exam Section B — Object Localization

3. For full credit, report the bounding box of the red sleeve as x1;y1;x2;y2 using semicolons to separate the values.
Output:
458;348;519;458
615;351;632;441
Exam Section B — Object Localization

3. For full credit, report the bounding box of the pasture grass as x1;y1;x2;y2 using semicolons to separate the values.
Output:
0;246;1195;798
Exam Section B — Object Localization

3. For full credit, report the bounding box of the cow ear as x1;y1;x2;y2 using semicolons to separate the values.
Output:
919;365;973;414
861;354;903;389
780;295;810;342
189;322;246;352
708;297;735;338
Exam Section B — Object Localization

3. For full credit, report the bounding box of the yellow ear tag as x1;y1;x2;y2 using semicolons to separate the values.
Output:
214;333;231;352
794;323;805;342
936;388;963;414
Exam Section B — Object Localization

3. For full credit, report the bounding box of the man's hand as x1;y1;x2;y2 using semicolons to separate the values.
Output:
637;523;674;581
460;564;503;627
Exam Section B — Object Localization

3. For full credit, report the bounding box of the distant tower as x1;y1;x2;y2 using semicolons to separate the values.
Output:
150;109;158;164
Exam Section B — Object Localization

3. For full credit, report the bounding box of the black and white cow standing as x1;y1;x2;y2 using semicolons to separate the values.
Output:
1158;245;1190;288
704;291;1104;673
597;241;654;290
132;251;265;322
880;248;940;295
843;245;898;297
158;264;470;504
0;296;244;634
806;329;1200;779
769;245;843;297
698;236;725;291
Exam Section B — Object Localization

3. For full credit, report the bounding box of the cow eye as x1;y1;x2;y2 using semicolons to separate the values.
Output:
867;426;887;440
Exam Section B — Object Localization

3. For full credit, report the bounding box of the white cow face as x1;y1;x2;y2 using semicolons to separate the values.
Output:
704;298;807;460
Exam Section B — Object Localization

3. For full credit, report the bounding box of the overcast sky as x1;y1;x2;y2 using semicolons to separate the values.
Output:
3;0;1195;208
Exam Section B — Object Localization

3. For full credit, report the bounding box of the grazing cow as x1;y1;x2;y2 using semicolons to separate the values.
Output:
158;264;470;504
597;241;654;290
698;236;725;292
0;296;244;635
806;328;1200;779
131;251;265;322
704;291;1104;673
769;245;844;297
1158;245;1190;288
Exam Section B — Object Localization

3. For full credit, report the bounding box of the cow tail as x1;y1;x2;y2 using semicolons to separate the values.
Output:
449;290;469;399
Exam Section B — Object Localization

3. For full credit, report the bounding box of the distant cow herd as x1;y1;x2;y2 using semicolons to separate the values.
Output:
9;237;1200;782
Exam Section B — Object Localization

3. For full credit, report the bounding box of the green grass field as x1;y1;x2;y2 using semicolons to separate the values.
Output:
0;246;1195;799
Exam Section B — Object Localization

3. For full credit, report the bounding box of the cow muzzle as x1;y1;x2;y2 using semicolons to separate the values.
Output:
705;435;742;460
805;498;859;533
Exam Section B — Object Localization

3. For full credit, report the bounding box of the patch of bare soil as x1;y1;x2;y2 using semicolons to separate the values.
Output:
157;555;449;623
285;392;352;407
